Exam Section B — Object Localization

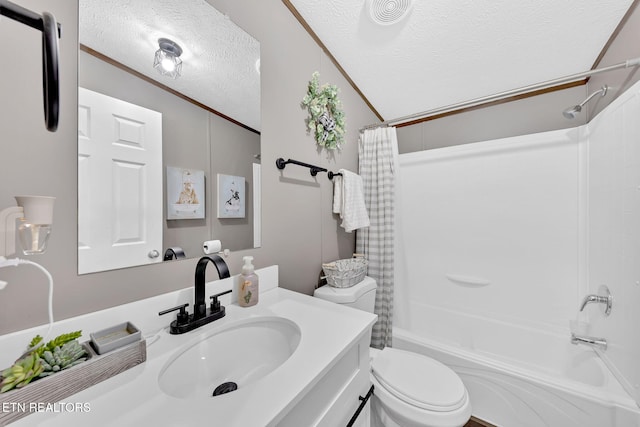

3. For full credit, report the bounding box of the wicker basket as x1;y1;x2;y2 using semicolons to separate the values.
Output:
322;257;368;288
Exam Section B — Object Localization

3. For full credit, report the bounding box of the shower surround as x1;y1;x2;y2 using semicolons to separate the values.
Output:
393;81;640;426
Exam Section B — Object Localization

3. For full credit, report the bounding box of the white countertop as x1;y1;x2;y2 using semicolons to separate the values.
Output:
0;266;376;426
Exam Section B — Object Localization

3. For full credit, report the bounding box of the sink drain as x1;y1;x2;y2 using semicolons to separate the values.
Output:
212;381;238;396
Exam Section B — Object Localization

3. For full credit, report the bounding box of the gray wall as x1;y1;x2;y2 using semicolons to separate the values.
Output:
209;115;259;251
588;3;640;119
0;0;377;334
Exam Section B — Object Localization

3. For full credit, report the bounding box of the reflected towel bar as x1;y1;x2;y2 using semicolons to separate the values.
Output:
163;247;186;261
276;157;342;179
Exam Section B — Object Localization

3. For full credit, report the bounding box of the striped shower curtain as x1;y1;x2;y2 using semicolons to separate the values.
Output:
356;127;399;349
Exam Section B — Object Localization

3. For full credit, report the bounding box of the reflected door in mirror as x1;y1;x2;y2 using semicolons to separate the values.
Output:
78;88;163;274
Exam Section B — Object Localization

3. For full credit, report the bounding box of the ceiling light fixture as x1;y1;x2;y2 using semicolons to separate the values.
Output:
153;38;183;79
368;0;413;25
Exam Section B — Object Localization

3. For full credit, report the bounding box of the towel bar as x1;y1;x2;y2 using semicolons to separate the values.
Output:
276;157;342;179
1;0;62;132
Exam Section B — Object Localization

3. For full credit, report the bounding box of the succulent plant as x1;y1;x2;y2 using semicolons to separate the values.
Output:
39;340;87;377
0;331;86;393
0;354;44;393
29;331;82;358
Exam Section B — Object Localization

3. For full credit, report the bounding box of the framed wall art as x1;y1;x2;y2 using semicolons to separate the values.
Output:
166;167;205;220
217;174;245;218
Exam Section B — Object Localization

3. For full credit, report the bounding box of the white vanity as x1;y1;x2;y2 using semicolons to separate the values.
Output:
0;266;376;426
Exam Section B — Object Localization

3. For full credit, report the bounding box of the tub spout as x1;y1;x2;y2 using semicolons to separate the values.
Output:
571;333;607;351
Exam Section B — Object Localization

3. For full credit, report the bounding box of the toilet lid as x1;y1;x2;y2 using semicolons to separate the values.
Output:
371;347;467;412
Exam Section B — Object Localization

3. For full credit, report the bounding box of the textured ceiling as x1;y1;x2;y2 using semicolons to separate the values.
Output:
288;0;635;123
79;0;260;131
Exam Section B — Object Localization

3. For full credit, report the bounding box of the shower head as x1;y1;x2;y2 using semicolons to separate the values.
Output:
562;105;582;119
562;85;608;119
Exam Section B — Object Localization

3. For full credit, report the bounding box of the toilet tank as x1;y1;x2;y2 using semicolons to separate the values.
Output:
313;276;377;313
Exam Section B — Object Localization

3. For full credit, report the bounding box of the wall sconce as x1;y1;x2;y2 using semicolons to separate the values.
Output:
0;196;55;256
153;38;183;79
0;196;56;350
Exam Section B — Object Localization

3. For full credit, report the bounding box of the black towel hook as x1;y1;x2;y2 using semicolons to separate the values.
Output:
1;1;62;132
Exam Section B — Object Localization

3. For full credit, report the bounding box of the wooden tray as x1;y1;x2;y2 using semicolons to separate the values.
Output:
0;340;146;425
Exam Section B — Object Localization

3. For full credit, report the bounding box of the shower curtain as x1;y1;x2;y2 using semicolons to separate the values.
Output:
356;127;399;349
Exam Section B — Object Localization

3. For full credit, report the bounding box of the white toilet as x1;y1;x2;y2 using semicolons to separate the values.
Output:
314;277;472;427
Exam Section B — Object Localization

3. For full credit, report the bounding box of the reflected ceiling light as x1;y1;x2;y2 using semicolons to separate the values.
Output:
154;38;183;79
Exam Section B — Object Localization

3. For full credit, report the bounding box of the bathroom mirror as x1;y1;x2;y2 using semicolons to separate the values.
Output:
78;0;261;274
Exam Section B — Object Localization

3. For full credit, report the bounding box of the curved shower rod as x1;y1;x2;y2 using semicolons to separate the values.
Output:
361;57;640;131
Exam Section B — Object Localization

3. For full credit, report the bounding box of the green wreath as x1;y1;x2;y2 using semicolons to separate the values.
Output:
302;72;346;150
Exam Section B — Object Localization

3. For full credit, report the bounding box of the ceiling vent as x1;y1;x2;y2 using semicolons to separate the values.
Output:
368;0;413;26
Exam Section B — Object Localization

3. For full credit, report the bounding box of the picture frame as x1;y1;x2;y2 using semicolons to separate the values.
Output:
166;167;205;220
217;174;245;218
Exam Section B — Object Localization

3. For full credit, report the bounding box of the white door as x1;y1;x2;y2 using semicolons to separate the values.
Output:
78;88;163;274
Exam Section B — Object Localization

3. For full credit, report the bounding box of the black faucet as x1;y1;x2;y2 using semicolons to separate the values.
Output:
159;255;231;334
193;255;230;320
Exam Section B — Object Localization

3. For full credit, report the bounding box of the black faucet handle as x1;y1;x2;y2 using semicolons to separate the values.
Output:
210;289;232;312
159;303;190;325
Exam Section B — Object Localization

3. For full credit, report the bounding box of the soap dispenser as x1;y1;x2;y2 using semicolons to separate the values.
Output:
238;256;258;307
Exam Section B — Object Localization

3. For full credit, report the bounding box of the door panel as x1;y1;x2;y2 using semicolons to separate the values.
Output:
78;87;162;274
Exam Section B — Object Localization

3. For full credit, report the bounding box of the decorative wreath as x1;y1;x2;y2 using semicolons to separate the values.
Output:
302;72;346;150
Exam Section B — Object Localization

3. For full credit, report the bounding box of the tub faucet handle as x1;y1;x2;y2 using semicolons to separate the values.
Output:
579;285;612;316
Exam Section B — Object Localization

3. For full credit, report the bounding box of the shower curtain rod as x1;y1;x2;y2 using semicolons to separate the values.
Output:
360;56;640;131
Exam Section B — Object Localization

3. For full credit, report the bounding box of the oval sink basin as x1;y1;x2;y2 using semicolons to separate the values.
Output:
158;316;301;399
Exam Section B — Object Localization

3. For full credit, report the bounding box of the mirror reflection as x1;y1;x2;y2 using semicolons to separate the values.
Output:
78;0;261;274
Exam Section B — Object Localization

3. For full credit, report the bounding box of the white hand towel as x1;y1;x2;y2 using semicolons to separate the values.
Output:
332;175;343;214
337;169;370;233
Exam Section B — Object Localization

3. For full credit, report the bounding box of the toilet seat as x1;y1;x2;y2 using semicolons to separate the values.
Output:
371;348;467;412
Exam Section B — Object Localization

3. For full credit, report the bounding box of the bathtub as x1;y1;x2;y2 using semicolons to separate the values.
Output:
392;305;640;427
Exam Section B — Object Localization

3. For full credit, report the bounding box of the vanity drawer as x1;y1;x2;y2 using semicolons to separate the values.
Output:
277;336;371;427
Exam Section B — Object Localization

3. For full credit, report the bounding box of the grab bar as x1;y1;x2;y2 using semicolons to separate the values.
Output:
1;0;62;132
